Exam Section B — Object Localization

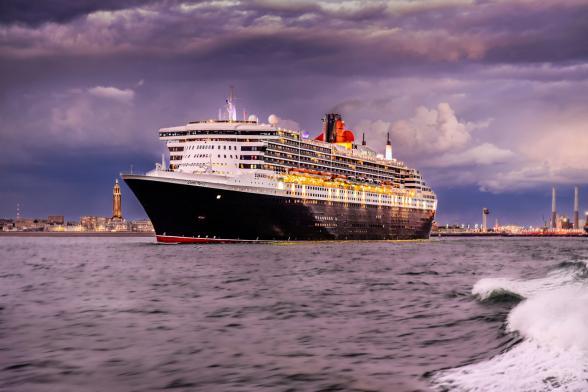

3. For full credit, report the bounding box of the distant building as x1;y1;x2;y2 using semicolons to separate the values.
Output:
112;179;123;220
130;219;154;232
0;219;15;231
80;216;109;231
47;215;64;225
559;215;573;230
15;218;45;231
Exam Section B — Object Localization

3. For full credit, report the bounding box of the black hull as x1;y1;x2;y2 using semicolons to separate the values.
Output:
123;176;435;242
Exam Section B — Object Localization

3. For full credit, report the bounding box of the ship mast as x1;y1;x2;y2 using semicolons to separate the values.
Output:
226;86;237;122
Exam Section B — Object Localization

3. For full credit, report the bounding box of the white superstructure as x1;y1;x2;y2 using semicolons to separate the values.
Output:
146;94;437;212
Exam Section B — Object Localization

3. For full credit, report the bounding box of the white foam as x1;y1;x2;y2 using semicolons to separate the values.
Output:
508;286;588;351
433;340;587;391
472;266;584;301
434;268;588;391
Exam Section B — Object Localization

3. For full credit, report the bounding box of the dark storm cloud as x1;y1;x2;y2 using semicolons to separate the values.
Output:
0;0;157;26
2;1;587;67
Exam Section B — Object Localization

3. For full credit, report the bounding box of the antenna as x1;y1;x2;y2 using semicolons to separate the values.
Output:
226;86;237;122
362;132;366;146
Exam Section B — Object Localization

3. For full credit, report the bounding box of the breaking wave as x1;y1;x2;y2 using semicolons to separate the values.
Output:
433;261;588;391
472;260;588;302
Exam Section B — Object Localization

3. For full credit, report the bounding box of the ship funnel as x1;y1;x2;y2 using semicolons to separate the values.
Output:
322;113;341;143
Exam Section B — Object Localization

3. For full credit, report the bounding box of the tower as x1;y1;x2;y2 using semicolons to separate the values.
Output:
482;208;489;233
551;186;557;229
574;186;579;229
362;132;367;146
385;132;393;160
112;179;122;220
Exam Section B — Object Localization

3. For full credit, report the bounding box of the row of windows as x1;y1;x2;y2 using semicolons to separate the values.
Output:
178;154;262;160
288;184;433;207
161;130;276;137
265;157;399;183
185;144;239;151
265;148;405;181
274;137;403;172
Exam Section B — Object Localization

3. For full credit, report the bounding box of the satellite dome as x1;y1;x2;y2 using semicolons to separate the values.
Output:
268;114;279;125
248;114;258;123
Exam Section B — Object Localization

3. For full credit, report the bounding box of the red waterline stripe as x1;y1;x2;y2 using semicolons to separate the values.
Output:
155;235;262;244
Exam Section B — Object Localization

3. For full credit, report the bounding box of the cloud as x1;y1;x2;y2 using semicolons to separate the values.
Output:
0;0;586;68
0;0;157;26
277;118;301;131
423;143;514;168
87;86;135;104
358;102;490;155
478;113;588;192
49;89;137;147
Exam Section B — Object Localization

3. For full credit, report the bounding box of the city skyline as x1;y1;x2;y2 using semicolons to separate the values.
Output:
4;172;587;229
1;0;587;225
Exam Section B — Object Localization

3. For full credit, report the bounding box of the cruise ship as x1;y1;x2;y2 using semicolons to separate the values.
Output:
123;92;437;243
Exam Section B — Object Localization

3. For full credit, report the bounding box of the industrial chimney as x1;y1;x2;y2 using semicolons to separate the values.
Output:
385;132;393;160
574;186;579;229
551;186;557;229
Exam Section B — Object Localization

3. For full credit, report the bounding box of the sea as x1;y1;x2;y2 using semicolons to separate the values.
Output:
1;236;587;392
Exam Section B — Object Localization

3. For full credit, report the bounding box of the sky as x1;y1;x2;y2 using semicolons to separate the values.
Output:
1;0;587;226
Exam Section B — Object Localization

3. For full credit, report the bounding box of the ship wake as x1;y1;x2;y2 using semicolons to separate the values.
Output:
432;260;588;391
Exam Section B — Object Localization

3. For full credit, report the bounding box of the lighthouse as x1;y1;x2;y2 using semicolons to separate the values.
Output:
112;179;123;220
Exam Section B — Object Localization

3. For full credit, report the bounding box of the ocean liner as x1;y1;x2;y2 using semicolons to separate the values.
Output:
123;92;437;243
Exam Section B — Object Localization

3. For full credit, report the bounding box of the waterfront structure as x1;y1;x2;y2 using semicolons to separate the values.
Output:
47;215;64;225
551;186;557;229
574;186;579;229
113;179;123;220
123;92;437;243
482;208;489;233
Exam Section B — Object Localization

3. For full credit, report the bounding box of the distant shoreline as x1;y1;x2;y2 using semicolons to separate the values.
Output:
0;231;585;239
435;232;587;238
0;231;154;238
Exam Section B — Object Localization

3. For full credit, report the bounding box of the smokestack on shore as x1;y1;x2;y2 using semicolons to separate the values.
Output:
551;186;557;229
574;186;579;229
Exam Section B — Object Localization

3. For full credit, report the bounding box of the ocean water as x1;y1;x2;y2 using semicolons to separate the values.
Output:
0;237;587;392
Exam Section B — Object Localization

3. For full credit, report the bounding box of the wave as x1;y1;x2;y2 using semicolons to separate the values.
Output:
472;261;588;303
432;262;588;391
